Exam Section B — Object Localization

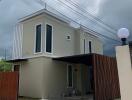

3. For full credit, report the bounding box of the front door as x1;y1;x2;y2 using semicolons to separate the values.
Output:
67;64;73;88
85;66;93;94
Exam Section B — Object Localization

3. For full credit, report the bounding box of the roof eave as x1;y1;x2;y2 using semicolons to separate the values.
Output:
19;9;70;24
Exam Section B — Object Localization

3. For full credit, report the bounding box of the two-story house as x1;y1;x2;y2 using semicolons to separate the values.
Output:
12;9;103;100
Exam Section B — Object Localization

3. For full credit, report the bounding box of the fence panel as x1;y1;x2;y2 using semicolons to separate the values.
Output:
0;72;19;100
93;54;120;100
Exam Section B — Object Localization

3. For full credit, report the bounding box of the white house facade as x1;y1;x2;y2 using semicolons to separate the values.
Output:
12;9;103;99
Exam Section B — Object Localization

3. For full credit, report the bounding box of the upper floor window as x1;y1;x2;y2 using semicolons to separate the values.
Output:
46;24;52;53
35;24;42;53
83;39;92;54
89;41;92;53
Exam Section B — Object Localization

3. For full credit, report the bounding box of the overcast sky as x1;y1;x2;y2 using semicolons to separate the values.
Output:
0;0;132;59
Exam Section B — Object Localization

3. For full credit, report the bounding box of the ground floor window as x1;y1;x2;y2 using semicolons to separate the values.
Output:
67;64;73;88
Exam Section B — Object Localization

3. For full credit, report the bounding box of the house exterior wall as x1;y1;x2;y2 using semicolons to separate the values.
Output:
16;57;92;99
74;30;81;54
44;14;76;57
16;57;76;99
20;13;103;59
21;13;76;58
19;57;44;98
22;14;45;58
12;11;104;99
79;30;103;54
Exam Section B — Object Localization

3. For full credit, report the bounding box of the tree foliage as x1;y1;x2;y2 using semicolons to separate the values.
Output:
0;60;12;72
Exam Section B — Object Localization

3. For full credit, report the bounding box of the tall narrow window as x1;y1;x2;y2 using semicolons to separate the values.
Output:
84;39;86;54
67;65;73;88
35;24;41;53
46;24;52;53
89;41;92;53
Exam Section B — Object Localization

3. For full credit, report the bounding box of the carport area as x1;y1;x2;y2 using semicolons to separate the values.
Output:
53;53;121;100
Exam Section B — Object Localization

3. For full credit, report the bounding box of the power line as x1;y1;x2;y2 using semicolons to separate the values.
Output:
67;0;100;15
53;0;117;38
55;0;117;37
37;1;120;42
40;1;120;42
66;0;118;31
41;0;118;35
48;4;120;42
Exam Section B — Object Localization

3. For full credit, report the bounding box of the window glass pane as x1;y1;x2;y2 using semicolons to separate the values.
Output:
84;39;85;53
89;41;92;53
46;24;52;53
35;24;41;53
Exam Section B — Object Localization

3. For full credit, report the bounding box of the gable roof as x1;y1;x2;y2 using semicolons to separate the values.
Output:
19;8;100;39
19;9;70;24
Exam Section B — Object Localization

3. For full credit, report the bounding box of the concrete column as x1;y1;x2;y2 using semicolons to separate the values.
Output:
116;45;132;100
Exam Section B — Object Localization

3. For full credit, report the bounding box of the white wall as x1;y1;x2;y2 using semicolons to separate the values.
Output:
18;56;69;99
80;31;103;54
13;12;103;60
43;14;76;57
116;45;132;100
22;14;44;58
19;57;44;98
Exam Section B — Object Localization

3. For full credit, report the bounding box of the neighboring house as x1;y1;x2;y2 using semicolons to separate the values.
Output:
12;9;104;99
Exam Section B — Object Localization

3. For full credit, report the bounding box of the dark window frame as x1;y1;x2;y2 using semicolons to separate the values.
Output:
35;24;42;53
67;64;73;88
89;41;92;53
84;39;86;54
46;24;53;53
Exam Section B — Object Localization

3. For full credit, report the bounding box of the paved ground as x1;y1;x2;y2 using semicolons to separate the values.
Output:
19;97;121;100
18;97;39;100
18;96;92;100
19;98;39;100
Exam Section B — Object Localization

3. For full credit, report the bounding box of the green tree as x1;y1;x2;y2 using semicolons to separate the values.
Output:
0;60;12;72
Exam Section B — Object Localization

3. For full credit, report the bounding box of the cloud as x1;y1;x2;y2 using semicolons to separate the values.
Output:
97;0;132;37
0;0;131;59
0;0;42;59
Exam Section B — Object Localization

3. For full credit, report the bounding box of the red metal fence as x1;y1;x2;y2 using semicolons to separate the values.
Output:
92;54;120;100
0;72;19;100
